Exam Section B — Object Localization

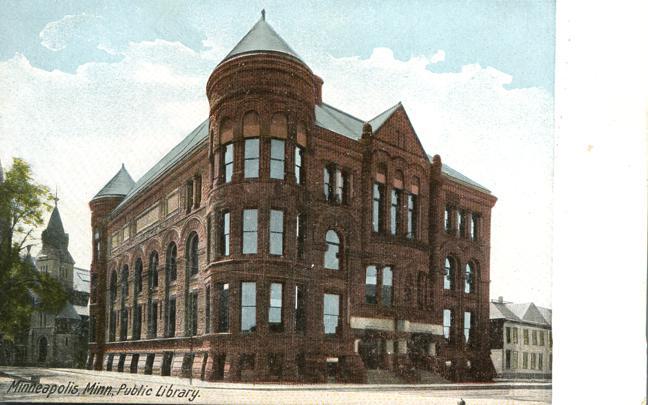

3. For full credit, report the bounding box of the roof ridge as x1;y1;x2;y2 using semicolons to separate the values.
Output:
320;102;365;124
368;101;402;122
318;104;362;135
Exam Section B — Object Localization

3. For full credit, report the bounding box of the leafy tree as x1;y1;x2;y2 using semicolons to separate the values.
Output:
0;158;67;342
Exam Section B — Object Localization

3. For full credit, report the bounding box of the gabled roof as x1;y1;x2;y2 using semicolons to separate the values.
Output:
113;119;209;213
490;301;552;327
221;11;303;65
315;103;364;140
92;164;135;201
369;102;402;132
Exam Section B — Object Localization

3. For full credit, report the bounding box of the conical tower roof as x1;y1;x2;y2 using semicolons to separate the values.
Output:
92;164;135;201
221;10;304;65
40;200;74;264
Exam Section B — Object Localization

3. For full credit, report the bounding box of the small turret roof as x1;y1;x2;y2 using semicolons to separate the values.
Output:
221;10;303;65
92;164;135;201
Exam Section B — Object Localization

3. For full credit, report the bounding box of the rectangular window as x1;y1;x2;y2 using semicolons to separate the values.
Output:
531;353;537;369
334;169;346;203
365;266;377;304
217;283;229;332
223;143;233;183
323;293;340;336
270;139;285;179
133;304;142;340
205;286;211;334
207;216;212;263
407;194;417;239
512;351;519;369
220;211;230;256
323;166;333;200
294;146;304;184
506;327;511;344
512;327;519;344
523;352;528;369
167;297;176;337
455;210;461;237
539;330;545;346
459;211;467;238
470;213;479;240
240;282;256;332
523;329;529;345
463;311;471;343
295;285;306;333
532;330;538;345
296;213;305;259
372;183;384;232
150;302;157;338
244;139;260;178
538;353;544;370
242;209;258;254
390;189;401;235
505;350;511;369
444;206;452;232
443;309;452;340
186;180;194;213
269;282;283;332
188;291;198;336
269;210;284;256
382;266;393;307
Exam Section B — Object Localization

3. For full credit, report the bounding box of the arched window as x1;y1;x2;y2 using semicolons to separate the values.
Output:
444;256;456;290
324;230;341;270
121;265;129;299
270;113;288;138
220;118;233;143
187;232;199;276
242;111;260;137
148;251;159;290
465;262;476;294
109;270;117;302
134;258;143;295
166;243;177;282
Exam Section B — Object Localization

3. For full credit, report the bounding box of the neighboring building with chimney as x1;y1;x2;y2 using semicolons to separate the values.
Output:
489;298;552;380
87;12;497;383
26;199;90;367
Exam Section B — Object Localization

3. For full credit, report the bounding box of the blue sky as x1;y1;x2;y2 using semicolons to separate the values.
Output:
1;0;554;90
0;1;555;307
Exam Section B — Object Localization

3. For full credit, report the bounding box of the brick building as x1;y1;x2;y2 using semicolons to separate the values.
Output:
87;12;497;383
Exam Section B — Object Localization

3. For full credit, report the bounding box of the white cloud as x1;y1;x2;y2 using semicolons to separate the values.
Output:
1;40;553;307
39;13;105;52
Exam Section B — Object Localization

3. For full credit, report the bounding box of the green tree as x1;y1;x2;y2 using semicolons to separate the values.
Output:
0;158;67;342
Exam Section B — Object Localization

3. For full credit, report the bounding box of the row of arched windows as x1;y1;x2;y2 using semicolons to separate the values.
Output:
444;256;479;293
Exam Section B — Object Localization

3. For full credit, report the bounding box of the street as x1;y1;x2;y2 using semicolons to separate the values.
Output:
0;367;551;404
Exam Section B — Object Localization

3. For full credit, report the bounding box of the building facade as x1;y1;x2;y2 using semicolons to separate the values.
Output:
88;13;497;383
489;298;552;379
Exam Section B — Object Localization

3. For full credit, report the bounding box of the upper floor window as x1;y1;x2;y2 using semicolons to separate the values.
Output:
444;206;452;232
365;266;378;304
390;188;401;235
149;251;159;290
443;309;452;341
241;281;256;332
244;139;260;178
324;230;341;270
323;293;341;336
444;256;456;290
269;282;283;332
187;291;198;336
270;139;285;180
464;311;472;343
187;232;199;276
269;210;284;256
242;209;258;254
121;265;129;299
372;183;385;233
109;270;117;302
465;262;475;293
134;258;143;295
324;165;348;203
458;211;467;238
417;272;428;308
407;194;417;239
223;143;234;183
471;213;480;241
220;211;230;256
382;266;393;307
296;213;305;259
294;146;304;184
217;283;229;333
166;242;177;282
185;176;201;212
